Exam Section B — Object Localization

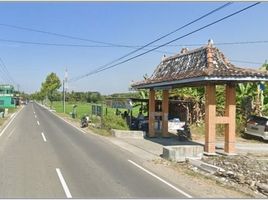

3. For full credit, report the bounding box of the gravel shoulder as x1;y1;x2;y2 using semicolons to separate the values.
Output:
202;153;268;197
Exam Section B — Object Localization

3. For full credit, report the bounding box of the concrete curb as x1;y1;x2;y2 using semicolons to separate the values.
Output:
163;145;204;162
111;129;145;139
188;158;225;174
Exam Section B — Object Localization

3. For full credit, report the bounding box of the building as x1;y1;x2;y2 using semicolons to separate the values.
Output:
0;84;16;108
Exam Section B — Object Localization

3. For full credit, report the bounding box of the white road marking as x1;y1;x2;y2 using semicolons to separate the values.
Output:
41;132;47;142
37;121;40;125
56;168;72;198
7;128;16;138
0;108;23;137
128;160;192;198
35;101;87;136
35;115;37;118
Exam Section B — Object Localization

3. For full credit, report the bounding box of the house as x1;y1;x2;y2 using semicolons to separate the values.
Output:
0;84;16;108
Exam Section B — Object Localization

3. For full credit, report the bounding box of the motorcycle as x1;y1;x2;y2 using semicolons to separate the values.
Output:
81;116;89;128
177;124;192;141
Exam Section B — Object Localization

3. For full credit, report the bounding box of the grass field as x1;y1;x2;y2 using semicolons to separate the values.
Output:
51;101;143;120
52;101;92;119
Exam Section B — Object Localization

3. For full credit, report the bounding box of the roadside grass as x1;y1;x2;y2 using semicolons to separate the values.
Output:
0;106;19;127
52;101;143;119
51;101;146;135
52;101;130;136
55;111;112;136
52;101;91;119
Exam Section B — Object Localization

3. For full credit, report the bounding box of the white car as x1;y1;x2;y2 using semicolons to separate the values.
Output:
168;118;185;134
245;115;268;140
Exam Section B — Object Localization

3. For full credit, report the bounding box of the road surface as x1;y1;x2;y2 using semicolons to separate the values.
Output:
0;102;193;198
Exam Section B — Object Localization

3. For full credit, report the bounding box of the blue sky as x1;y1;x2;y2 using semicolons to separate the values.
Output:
0;2;267;94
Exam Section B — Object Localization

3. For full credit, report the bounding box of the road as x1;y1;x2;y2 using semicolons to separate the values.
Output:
0;102;193;198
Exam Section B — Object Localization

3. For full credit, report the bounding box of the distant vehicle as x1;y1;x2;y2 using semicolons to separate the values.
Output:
168;118;185;134
244;115;268;140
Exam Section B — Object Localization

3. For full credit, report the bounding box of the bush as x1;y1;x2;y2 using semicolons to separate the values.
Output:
102;114;129;130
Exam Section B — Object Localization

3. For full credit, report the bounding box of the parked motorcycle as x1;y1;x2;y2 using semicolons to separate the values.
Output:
81;115;89;128
177;124;192;141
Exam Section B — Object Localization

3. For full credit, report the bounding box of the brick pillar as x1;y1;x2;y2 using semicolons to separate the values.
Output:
162;90;169;137
148;89;156;137
224;84;236;154
204;84;216;154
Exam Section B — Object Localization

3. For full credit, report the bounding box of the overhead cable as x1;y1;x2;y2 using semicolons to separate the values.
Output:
70;2;260;82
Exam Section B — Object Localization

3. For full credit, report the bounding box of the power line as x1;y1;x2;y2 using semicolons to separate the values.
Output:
170;40;268;47
0;38;174;54
0;57;16;85
0;23;130;48
70;2;260;82
0;38;267;49
70;2;232;81
230;59;263;65
0;3;232;51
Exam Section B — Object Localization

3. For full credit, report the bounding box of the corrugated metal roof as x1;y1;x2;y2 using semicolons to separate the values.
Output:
132;42;268;89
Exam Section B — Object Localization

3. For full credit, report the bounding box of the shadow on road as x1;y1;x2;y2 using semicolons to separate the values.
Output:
144;133;204;147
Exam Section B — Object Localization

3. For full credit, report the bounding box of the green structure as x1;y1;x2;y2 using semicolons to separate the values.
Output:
0;84;15;108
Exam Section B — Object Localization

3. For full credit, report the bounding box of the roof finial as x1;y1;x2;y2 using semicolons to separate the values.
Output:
161;54;166;61
208;39;214;47
180;48;189;54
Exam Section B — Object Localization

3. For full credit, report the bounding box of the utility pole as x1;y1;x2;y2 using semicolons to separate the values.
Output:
63;79;65;113
63;68;68;113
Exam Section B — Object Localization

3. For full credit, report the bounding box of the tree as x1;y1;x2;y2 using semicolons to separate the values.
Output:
41;72;61;108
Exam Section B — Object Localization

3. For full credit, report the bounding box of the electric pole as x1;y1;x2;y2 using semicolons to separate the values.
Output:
63;68;68;113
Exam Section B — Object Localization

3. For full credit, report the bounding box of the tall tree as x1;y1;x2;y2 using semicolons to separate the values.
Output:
41;72;61;108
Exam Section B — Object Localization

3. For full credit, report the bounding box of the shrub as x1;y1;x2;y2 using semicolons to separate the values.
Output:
102;114;129;130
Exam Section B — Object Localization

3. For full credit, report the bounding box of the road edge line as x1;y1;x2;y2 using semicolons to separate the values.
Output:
128;159;193;198
0;106;24;137
41;132;47;142
56;168;72;198
36;102;87;134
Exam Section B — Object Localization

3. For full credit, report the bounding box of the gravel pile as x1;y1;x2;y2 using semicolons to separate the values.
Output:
202;154;268;196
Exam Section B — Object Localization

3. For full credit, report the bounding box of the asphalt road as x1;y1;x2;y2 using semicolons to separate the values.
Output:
0;102;193;198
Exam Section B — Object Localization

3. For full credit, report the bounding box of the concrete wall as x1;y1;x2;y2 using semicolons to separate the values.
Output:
111;129;145;139
163;145;204;162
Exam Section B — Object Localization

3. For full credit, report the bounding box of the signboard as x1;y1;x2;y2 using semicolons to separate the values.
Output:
92;104;102;117
259;83;265;91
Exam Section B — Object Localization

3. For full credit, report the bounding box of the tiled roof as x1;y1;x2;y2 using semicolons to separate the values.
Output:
132;41;268;89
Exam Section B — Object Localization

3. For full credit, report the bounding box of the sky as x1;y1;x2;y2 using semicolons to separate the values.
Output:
0;1;267;95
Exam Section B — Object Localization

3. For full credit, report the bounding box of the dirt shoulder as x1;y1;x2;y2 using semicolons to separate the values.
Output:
202;153;268;197
144;158;257;198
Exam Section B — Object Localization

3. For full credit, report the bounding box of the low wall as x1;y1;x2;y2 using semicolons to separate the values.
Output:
111;129;145;139
163;145;204;162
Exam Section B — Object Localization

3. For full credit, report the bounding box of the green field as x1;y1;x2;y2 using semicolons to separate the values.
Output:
52;101;144;120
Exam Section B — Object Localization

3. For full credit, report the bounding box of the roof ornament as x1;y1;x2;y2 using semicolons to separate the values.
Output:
180;48;189;54
208;39;214;47
161;54;167;61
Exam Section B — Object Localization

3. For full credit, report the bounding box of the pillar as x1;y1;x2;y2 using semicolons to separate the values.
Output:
148;89;156;137
162;90;169;137
224;84;236;154
204;84;216;154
